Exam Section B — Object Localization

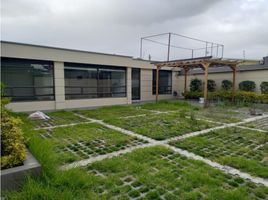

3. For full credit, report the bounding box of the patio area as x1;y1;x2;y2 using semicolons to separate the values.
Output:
6;100;268;199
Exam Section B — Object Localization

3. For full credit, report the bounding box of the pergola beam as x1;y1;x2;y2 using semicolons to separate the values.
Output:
153;58;241;107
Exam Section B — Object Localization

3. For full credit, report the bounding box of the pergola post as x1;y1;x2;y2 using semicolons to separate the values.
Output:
202;63;210;108
156;65;160;102
184;67;189;96
231;65;237;102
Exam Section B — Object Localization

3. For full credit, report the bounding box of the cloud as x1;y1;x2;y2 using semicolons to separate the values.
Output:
1;0;268;59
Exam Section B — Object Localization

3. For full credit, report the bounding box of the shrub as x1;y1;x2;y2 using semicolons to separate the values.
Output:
239;81;256;92
1;83;26;169
190;78;202;92
207;80;216;92
260;81;268;94
222;80;232;90
183;91;203;99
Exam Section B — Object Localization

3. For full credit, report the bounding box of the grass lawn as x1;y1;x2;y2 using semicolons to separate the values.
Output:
242;117;268;131
5;146;268;199
37;123;148;165
14;110;88;128
170;127;268;178
105;112;215;140
4;101;268;199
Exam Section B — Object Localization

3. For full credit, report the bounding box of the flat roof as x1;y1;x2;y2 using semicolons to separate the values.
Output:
0;40;134;59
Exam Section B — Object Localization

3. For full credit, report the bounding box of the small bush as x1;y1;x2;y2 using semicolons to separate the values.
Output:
222;80;232;90
190;78;202;92
1;83;26;169
207;80;216;92
239;81;256;92
183;91;203;99
260;81;268;94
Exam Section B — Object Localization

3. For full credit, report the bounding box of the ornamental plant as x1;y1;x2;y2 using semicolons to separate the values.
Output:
207;80;216;92
222;80;232;90
260;81;268;94
239;81;256;92
190;78;202;92
1;83;26;169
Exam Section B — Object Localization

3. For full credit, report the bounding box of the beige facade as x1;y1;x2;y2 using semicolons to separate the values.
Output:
177;70;268;94
2;41;178;112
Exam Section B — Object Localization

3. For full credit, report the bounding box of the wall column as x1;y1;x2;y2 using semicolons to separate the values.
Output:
127;67;132;104
54;61;66;110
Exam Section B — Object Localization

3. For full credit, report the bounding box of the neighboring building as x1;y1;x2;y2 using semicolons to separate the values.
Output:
1;41;267;112
177;56;268;94
0;41;179;112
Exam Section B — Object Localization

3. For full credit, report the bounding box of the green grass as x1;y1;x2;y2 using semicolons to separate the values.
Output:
37;123;147;164
77;105;150;121
140;100;195;111
5;146;268;199
12;110;88;128
4;101;268;199
105;111;215;140
170;127;268;178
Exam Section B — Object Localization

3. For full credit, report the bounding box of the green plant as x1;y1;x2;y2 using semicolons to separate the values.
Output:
239;81;256;92
207;80;216;92
222;80;232;90
183;91;203;99
1;83;26;169
190;78;202;92
260;81;268;94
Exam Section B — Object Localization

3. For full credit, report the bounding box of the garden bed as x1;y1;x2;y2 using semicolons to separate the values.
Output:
1;150;41;191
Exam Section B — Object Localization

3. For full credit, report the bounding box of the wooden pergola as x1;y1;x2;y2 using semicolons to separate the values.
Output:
152;57;241;107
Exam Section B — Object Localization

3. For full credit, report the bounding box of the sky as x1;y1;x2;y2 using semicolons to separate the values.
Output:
1;0;268;60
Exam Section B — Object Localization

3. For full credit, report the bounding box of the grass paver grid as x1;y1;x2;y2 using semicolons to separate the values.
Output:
30;111;88;128
242;117;268;131
170;127;268;179
37;123;148;164
84;146;268;199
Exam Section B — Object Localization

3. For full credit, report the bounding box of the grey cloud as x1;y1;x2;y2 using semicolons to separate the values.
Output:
1;0;268;59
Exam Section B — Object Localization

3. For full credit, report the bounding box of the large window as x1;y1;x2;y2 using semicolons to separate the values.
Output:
1;57;54;101
64;63;126;99
152;69;172;95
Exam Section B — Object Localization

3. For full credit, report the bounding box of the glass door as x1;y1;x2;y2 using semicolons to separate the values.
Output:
131;68;140;100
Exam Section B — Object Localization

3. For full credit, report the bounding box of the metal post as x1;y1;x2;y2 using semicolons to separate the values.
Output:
140;38;143;58
205;42;208;57
191;49;194;58
221;45;224;58
211;43;213;57
167;33;171;61
216;44;219;58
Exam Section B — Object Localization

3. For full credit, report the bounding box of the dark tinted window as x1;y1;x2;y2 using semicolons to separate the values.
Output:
1;57;54;101
64;63;126;99
152;69;172;94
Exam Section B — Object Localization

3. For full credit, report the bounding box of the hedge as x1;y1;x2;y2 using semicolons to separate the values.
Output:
222;80;232;90
260;81;268;94
190;78;202;92
207;80;216;92
1;84;26;169
184;90;268;104
239;80;256;92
